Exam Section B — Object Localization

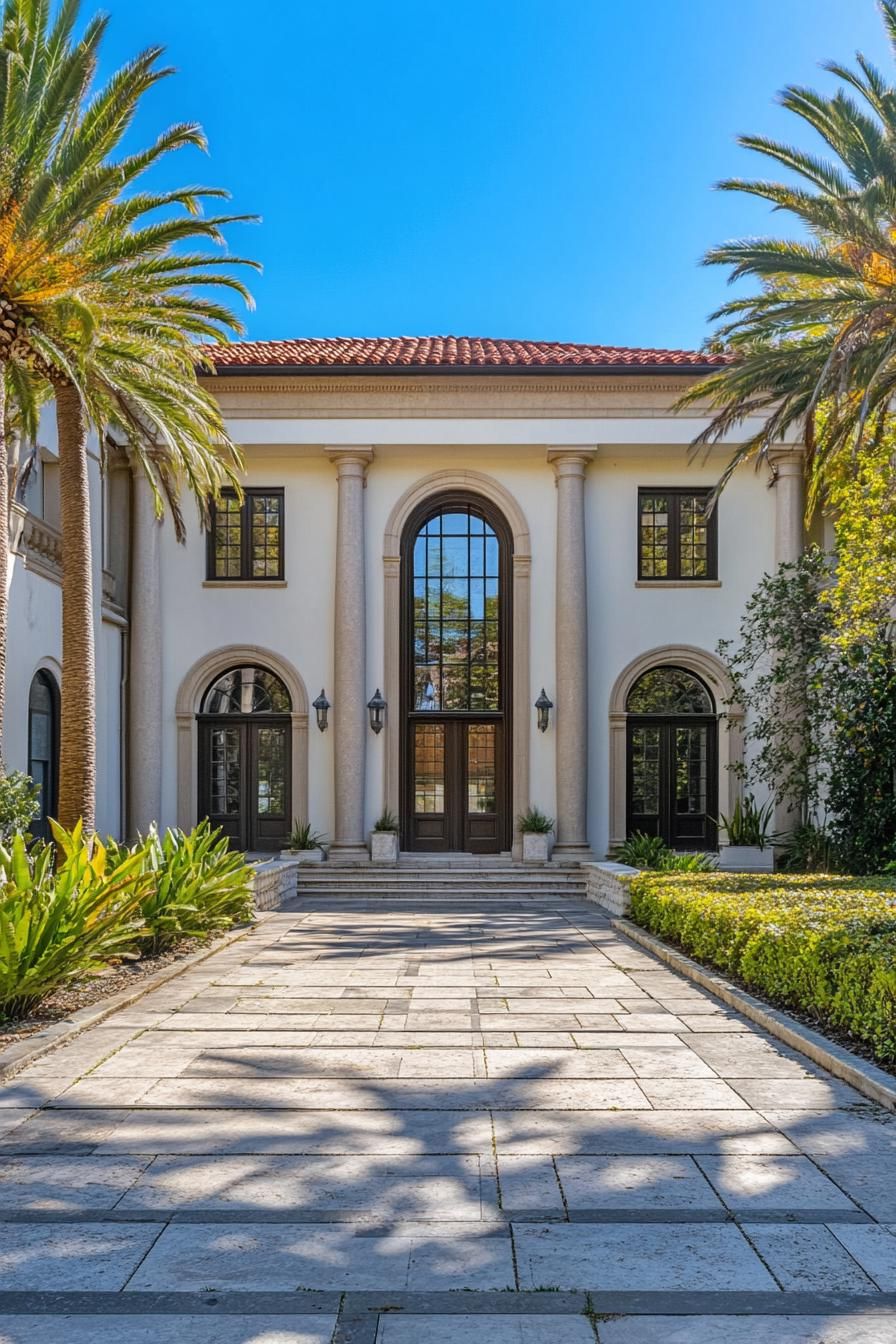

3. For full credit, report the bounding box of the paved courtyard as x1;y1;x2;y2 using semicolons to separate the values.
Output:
0;894;894;1342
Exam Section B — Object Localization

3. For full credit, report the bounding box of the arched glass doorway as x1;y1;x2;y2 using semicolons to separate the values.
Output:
197;665;292;851
401;497;512;852
626;665;717;849
28;670;60;842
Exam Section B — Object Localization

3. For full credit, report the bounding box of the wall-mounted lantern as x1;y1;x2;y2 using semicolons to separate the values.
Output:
313;689;330;732
367;688;387;735
535;688;553;733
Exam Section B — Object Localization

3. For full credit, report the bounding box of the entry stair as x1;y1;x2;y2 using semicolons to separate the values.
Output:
292;855;588;902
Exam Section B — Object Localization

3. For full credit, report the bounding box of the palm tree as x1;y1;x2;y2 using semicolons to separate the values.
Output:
678;0;896;508
0;0;256;829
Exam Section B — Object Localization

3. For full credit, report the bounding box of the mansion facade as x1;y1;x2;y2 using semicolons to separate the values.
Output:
5;336;808;859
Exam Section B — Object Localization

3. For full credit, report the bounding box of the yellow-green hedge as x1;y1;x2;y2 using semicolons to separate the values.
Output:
628;873;896;1065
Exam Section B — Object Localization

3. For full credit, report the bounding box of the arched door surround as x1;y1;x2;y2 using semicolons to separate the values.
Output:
383;471;531;858
608;645;744;851
176;646;309;846
400;493;512;853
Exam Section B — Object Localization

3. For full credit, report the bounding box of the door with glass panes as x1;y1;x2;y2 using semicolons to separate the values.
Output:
625;666;718;850
402;498;511;853
197;665;292;852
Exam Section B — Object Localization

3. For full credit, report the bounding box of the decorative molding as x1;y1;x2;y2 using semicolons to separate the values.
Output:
11;506;62;585
175;644;310;834
634;580;722;590
607;644;745;850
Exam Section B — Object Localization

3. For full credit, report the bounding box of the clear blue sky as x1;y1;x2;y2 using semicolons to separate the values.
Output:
100;0;890;350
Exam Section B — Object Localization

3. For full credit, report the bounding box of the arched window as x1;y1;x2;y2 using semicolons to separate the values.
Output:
28;670;59;841
402;496;511;853
198;665;292;851
200;666;291;716
626;665;717;850
626;667;714;715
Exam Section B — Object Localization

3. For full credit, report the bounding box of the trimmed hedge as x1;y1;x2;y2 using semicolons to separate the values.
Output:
628;872;896;1065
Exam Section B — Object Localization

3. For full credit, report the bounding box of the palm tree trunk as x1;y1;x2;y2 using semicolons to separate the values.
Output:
0;372;7;752
56;380;96;832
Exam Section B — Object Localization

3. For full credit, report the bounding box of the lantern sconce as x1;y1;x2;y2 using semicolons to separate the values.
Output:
313;689;330;733
367;688;387;735
535;688;553;733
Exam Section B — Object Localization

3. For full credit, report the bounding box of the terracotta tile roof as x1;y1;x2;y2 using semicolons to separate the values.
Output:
202;335;729;372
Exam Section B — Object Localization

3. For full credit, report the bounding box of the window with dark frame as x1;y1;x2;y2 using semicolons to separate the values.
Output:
637;487;717;581
207;488;284;582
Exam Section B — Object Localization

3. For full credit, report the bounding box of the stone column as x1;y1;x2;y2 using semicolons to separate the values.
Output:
327;448;373;859
548;448;596;859
773;450;805;567
772;448;806;837
127;468;163;836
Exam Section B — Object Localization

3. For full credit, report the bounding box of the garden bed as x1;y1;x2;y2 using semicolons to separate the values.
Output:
0;935;228;1049
628;872;896;1068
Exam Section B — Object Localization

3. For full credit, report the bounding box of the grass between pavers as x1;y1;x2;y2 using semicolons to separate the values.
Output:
627;872;896;1067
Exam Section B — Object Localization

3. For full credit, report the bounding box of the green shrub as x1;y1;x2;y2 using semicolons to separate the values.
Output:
0;769;41;843
718;794;775;849
122;820;254;955
288;819;328;849
0;822;150;1018
616;832;716;872
629;871;896;1064
518;806;554;835
372;809;399;833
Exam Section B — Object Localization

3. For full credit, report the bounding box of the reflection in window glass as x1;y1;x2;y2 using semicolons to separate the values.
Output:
414;723;445;812
412;506;501;711
626;667;713;715
201;666;291;715
467;724;496;813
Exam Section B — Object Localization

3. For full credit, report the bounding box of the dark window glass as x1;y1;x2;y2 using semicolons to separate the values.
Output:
626;667;714;716
28;670;59;840
208;488;284;581
201;666;291;715
411;505;501;711
638;488;717;580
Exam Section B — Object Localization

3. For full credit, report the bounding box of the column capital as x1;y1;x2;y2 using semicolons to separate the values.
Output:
325;446;374;477
547;447;597;478
768;447;804;480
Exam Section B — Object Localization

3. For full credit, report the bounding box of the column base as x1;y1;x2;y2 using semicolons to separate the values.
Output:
328;842;370;865
551;843;595;864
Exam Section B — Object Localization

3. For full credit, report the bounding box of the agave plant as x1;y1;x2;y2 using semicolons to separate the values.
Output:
0;820;149;1018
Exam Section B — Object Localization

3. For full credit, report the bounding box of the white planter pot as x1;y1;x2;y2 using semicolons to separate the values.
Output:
370;831;399;864
522;831;553;863
718;844;774;873
282;848;325;864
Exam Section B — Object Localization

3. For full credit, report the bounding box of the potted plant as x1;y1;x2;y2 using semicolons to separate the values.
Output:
518;806;555;863
717;794;775;872
370;809;400;863
283;820;328;864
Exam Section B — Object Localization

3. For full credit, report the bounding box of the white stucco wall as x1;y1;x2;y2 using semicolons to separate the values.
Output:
5;377;785;854
156;433;779;855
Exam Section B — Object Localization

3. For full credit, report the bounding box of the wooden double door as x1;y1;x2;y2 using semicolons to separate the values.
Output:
198;717;291;852
627;717;717;850
406;717;506;853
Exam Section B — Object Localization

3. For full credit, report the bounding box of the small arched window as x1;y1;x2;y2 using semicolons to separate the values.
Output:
626;666;714;716
28;670;60;840
200;666;291;716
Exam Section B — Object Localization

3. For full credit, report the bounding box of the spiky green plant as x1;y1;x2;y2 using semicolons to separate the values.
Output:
0;820;149;1018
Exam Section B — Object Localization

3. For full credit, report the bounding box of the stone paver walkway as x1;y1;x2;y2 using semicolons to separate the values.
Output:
0;895;894;1343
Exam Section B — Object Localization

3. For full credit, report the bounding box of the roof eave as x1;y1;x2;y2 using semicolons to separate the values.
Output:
200;361;727;378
